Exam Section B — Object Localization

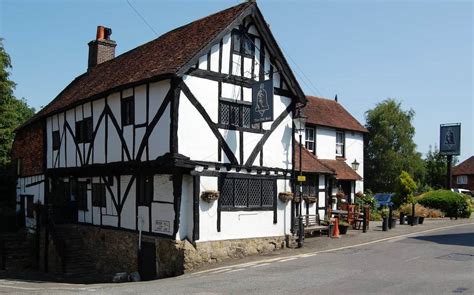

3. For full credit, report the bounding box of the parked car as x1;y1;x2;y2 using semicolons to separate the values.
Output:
373;193;395;208
451;188;473;198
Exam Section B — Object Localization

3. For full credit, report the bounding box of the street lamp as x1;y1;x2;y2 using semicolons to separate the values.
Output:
351;159;360;171
293;110;307;248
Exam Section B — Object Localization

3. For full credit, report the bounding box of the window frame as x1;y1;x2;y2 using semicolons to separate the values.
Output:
336;130;345;157
137;175;153;206
219;175;275;211
457;175;468;185
75;117;93;143
92;183;107;208
232;30;255;58
52;130;61;150
218;98;263;133
305;127;315;154
25;195;34;218
76;181;88;211
121;96;135;126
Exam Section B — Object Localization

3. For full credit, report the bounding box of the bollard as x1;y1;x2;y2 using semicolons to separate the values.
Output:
298;216;304;248
388;206;393;230
362;206;367;233
411;203;415;226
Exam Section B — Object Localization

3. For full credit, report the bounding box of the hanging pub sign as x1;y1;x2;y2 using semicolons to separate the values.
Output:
439;123;461;155
251;79;274;124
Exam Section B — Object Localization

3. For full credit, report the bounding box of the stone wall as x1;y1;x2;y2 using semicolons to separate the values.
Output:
181;236;288;272
41;224;291;280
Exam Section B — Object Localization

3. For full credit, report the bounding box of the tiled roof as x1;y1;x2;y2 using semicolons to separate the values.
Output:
19;2;253;129
304;96;368;133
453;156;474;175
319;159;362;180
294;145;334;174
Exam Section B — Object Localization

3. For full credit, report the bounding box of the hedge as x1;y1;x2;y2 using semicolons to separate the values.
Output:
417;190;472;218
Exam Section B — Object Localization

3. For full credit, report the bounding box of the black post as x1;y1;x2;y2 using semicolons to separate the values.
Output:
388;205;393;230
0;239;5;270
447;155;453;189
411;203;415;226
362;206;367;233
297;134;304;248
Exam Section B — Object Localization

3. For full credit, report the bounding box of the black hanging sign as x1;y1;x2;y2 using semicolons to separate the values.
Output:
251;79;274;124
439;123;461;156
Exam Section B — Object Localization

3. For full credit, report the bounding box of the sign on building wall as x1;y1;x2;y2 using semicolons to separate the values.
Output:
439;123;461;155
251;80;274;124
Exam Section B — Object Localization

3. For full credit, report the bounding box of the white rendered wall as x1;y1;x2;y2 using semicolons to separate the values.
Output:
345;131;364;188
197;175;292;242
315;126;336;160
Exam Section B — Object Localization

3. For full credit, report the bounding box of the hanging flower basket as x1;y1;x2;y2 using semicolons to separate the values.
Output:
201;190;220;203
278;192;294;203
335;192;345;199
303;196;317;204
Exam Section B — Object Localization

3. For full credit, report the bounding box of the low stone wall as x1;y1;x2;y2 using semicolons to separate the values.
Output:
181;236;288;272
41;225;291;280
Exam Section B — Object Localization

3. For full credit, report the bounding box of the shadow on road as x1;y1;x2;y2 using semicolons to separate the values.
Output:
410;232;474;247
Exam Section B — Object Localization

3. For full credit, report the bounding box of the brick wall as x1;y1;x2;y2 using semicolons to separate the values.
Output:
11;121;44;176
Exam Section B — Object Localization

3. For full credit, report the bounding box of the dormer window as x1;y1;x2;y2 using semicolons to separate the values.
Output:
232;30;254;57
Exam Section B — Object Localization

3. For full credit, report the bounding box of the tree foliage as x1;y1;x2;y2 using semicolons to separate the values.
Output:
0;39;35;169
364;99;424;193
423;145;457;190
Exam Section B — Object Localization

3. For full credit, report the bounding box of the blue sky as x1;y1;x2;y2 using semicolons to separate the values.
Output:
1;0;472;162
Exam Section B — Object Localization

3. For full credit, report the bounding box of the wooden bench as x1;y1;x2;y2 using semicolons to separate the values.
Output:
294;214;330;237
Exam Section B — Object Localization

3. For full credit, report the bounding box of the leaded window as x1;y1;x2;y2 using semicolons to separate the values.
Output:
75;117;93;143
218;99;261;131
219;176;275;210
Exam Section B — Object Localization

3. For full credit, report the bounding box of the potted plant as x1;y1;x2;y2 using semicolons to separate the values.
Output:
338;220;350;235
416;205;428;224
278;192;294;203
381;206;390;231
200;190;220;203
391;210;399;228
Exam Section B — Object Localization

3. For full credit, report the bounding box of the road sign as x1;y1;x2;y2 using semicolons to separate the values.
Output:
297;175;306;182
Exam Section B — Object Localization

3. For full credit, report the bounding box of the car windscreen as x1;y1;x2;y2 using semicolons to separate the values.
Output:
374;194;391;202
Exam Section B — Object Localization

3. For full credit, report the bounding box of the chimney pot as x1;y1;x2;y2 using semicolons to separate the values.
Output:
96;26;105;40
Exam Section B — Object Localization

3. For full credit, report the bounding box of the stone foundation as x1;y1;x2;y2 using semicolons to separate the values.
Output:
182;236;288;272
42;225;291;280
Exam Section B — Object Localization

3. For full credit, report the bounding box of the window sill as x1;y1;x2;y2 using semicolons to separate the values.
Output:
221;207;274;212
217;124;265;134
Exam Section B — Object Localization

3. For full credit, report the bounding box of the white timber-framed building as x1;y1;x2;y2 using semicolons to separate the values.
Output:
12;2;315;279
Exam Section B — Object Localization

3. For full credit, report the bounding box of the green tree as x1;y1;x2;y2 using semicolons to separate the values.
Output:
0;39;35;169
364;99;424;192
423;145;457;190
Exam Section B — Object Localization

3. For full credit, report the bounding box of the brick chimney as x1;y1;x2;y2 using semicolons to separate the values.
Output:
88;26;116;70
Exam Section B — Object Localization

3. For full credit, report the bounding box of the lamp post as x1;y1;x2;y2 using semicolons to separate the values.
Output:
351;159;359;171
293;110;307;248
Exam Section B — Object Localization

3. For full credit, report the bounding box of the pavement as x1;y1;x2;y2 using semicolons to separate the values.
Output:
0;218;472;294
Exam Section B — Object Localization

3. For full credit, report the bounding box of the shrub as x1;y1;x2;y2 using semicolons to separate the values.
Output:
426;208;444;218
370;211;382;221
393;171;417;207
399;203;429;217
418;190;472;218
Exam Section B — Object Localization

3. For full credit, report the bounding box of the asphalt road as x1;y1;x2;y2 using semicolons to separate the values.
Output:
1;223;473;294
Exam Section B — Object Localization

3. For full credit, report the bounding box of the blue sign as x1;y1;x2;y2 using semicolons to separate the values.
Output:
251;80;274;124
440;124;461;155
